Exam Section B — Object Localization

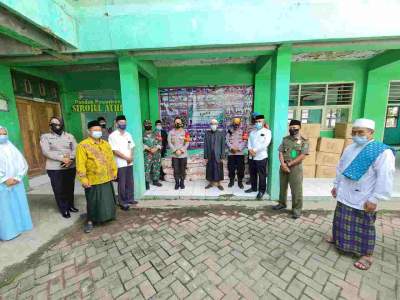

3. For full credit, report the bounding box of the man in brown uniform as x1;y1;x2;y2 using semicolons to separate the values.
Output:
273;119;309;219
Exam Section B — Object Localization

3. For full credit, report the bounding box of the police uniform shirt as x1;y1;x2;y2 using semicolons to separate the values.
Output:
40;132;77;170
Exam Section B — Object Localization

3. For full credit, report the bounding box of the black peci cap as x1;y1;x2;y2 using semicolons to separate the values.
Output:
88;120;101;129
289;119;301;127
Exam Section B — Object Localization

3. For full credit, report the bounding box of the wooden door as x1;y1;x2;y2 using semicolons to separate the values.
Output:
16;98;61;176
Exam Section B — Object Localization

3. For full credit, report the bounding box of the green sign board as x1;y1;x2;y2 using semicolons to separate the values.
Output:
73;90;122;113
72;99;122;113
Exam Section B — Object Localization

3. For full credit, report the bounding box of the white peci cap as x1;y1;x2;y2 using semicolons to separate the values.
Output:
353;118;375;130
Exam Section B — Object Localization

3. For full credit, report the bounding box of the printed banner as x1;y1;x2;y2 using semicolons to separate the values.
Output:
159;85;254;149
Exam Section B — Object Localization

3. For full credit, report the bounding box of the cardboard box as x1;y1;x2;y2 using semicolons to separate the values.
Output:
343;138;353;151
335;123;352;138
307;137;318;152
316;152;341;166
317;137;345;154
303;151;316;166
303;164;316;178
316;165;336;178
301;124;321;138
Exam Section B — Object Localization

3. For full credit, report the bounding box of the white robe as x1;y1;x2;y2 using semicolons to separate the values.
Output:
334;140;396;210
0;139;28;183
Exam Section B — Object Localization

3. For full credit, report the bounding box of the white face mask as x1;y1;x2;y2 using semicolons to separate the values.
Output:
91;131;103;139
211;124;218;131
156;125;162;130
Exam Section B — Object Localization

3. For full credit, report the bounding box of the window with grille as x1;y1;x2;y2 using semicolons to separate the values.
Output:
288;82;354;129
385;81;400;128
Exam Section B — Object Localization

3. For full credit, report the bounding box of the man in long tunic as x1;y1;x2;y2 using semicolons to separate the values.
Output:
204;119;225;191
143;120;162;190
327;118;395;270
76;120;118;233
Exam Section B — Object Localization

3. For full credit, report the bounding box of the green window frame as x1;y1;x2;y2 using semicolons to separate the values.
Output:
288;82;354;129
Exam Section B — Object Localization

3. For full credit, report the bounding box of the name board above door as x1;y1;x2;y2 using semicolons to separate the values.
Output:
73;90;122;113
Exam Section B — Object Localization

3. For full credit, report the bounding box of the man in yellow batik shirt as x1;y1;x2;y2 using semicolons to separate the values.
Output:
76;120;118;233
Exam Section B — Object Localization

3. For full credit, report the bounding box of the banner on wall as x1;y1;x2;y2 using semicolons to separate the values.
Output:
72;90;122;113
159;85;254;150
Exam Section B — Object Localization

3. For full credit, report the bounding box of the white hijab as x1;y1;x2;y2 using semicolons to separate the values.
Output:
0;126;28;183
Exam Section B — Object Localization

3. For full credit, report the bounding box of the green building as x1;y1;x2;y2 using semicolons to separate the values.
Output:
0;0;399;199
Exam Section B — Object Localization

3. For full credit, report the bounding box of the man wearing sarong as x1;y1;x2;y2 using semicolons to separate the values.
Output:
327;118;395;270
204;119;225;191
76;120;118;233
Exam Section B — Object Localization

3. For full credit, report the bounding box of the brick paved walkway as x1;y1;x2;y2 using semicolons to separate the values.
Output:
0;206;399;300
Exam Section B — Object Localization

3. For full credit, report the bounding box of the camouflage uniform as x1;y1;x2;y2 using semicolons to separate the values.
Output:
143;122;162;183
278;135;309;216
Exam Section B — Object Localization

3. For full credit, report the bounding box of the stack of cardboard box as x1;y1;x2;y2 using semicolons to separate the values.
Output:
335;123;353;152
301;124;320;178
315;137;344;177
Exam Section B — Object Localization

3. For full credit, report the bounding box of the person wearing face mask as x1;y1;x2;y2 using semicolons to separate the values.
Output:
97;116;110;141
273;119;308;218
0;126;33;241
204;119;225;190
245;115;272;199
155;120;168;181
40;117;78;219
76;120;118;233
326;118;395;271
108;115;136;211
168;117;189;190
226;117;247;189
143;120;163;190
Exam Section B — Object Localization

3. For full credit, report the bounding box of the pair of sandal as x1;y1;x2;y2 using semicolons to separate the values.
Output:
325;236;373;270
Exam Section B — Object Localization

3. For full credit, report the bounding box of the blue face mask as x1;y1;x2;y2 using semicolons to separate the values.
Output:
255;123;263;130
352;135;369;146
91;131;103;139
118;124;127;130
0;135;8;144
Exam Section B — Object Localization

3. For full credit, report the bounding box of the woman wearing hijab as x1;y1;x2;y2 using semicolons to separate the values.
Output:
0;126;33;240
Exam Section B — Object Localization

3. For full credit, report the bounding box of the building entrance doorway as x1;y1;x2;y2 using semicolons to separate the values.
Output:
16;98;61;176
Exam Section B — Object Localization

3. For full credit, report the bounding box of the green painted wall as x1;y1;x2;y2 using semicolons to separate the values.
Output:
0;0;78;46
158;64;255;87
364;62;400;143
139;75;150;123
0;65;23;150
62;70;121;141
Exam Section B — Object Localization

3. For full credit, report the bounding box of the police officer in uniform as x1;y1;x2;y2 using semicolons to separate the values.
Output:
273;119;309;219
40;117;78;218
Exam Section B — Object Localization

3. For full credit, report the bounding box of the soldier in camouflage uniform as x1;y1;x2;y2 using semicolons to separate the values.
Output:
273;119;309;219
143;120;162;190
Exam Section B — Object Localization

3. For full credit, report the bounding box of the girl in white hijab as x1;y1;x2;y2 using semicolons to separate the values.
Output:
0;126;33;240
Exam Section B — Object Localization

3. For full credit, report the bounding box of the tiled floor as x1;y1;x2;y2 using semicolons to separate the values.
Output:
28;169;400;200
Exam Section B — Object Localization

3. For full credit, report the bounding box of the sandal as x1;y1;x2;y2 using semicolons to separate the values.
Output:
325;236;335;244
354;257;372;270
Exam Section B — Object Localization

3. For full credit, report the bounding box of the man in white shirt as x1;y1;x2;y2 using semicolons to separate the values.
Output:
108;115;136;210
327;118;395;271
245;115;272;199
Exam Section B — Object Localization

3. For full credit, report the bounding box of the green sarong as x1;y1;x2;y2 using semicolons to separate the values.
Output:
85;181;116;223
